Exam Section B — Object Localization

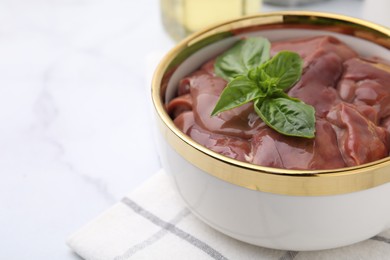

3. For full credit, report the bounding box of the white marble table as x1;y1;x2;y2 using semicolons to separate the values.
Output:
1;0;388;259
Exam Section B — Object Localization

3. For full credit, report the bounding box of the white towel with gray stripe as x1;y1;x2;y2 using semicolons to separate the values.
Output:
67;169;390;260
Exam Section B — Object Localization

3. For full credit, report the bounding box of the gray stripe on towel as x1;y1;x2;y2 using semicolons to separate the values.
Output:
120;197;228;260
371;235;390;244
279;251;299;260
114;208;190;260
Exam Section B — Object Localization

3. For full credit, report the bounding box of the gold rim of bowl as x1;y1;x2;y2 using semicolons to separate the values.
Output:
152;11;390;196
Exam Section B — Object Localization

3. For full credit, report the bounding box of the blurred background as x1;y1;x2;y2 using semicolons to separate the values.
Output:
0;0;388;259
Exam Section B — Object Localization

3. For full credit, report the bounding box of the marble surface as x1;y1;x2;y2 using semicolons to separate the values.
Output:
0;0;388;259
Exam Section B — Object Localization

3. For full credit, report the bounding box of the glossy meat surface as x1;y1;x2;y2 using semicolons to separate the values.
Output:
167;36;390;170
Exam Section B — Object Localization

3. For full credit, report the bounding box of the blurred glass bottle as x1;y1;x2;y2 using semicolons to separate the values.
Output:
161;0;262;41
263;0;327;6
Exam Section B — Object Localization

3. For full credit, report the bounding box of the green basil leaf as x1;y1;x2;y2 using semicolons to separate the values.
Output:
260;51;303;90
254;97;315;138
211;37;315;139
268;88;290;99
215;37;270;81
211;75;264;116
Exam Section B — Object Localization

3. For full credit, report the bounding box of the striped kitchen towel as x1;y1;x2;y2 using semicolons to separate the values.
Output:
67;169;390;260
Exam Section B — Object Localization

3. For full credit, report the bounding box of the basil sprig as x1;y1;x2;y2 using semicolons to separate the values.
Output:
211;37;315;138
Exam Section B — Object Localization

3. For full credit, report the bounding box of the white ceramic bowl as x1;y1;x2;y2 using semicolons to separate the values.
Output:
151;12;390;251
